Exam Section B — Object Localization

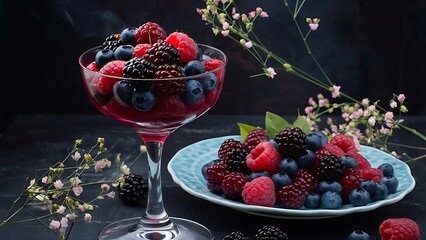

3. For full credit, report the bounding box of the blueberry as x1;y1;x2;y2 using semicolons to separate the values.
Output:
184;60;206;76
95;49;114;68
340;155;358;169
201;159;220;180
199;73;218;92
349;188;371;207
114;45;134;61
268;139;279;150
304;192;321;209
306;134;323;152
347;230;371;240
371;182;389;201
120;27;138;46
296;149;315;169
312;131;328;144
183;80;204;104
378;163;394;177
132;90;155;111
113;81;134;106
317;181;343;195
320;191;342;209
248;171;270;181
278;158;298;178
359;179;377;195
271;173;292;189
380;176;399;194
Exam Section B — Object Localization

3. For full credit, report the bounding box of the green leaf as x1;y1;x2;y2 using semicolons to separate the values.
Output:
265;111;291;137
292;115;312;134
237;123;259;142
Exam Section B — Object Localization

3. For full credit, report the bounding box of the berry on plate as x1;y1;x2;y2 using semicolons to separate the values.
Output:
218;139;244;160
274;127;308;159
246;141;282;175
242;176;276;207
243;128;269;152
276;184;306;209
221;172;248;201
379;218;420;240
330;134;357;152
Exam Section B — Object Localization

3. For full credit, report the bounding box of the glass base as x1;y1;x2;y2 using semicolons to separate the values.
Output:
98;217;214;240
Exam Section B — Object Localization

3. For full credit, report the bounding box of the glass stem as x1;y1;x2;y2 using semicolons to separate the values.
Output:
137;133;174;230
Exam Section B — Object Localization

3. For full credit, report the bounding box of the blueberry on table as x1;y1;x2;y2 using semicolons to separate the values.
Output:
114;45;134;61
380;176;399;194
349;188;371;207
320;191;342;209
183;79;204;104
95;49;114;69
113;81;134;106
132;90;155;111
120;27;138;46
199;73;218;92
347;230;371;240
184;60;206;76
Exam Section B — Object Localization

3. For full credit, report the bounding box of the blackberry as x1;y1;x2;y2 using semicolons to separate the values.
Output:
276;184;306;209
223;148;251;174
102;34;123;51
274;127;307;159
255;226;288;240
123;57;155;90
243;129;269;152
218;139;245;160
206;161;230;194
223;231;249;240
143;41;180;67
315;154;345;182
118;173;148;206
153;64;185;95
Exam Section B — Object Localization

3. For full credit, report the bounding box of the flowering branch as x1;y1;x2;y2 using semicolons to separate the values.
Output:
198;0;426;161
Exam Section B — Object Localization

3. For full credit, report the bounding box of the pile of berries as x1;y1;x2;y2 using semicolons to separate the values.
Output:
204;127;400;209
84;22;224;117
223;225;288;240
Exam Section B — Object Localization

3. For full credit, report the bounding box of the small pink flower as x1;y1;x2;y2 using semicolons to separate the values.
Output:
94;161;104;172
221;30;230;36
265;67;276;78
232;13;240;20
70;177;82;186
368;116;376;126
308;97;316;106
104;159;111;168
73;186;83;197
362;98;370;106
66;213;77;221
101;184;110;191
318;98;329;107
260;12;269;18
71;151;81;161
385;111;394;120
380;126;390;135
304;106;313;115
60;217;69;228
232;7;236;14
368;105;376;112
397;94;406;102
78;204;85;212
107;191;116;198
222;21;229;30
309;23;319;31
84;213;92;223
41;176;49;184
341;112;350;121
331;125;338;133
50;220;60;229
249;11;256;18
28;179;36;188
331;85;341;98
56;205;66;214
390;100;397;108
245;41;253;48
54;180;64;189
327;117;333;125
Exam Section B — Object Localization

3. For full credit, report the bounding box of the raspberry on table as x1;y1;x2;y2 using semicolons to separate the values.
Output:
321;143;346;157
274;127;308;159
246;141;282;175
360;167;384;182
202;58;224;72
379;218;420;240
242;176;276;207
218;139;245;161
206;161;230;193
135;22;167;44
243;128;269;152
221;172;248;201
132;43;151;57
276;184;306;209
95;60;126;95
165;32;198;63
254;226;288;240
330;134;357;152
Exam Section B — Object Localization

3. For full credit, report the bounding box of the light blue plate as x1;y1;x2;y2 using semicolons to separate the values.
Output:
167;135;416;219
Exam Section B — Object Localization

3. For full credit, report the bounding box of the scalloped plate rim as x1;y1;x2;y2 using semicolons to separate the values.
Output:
167;135;416;219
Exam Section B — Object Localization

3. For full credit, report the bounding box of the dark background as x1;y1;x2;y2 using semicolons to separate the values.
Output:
1;0;426;133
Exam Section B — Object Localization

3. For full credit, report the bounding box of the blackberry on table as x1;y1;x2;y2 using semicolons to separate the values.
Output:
274;127;307;159
255;226;288;240
223;231;249;240
118;173;148;206
102;34;123;51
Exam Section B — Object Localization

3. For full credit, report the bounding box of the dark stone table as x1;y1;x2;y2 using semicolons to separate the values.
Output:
0;114;425;240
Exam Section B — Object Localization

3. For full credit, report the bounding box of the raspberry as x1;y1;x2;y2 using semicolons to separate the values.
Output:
221;172;248;201
132;43;151;57
165;32;198;63
206;161;230;193
218;139;244;161
96;60;126;95
223;148;251;174
274;127;307;159
347;150;372;169
379;218;420;240
276;184;306;209
118;173;148;206
223;231;249;240
246;141;282;175
202;58;224;71
339;168;364;203
321;143;345;157
86;61;99;71
135;22;167;44
315;154;345;182
255;226;288;240
293;169;317;193
153;64;185;95
330;134;357;153
242;176;276;207
243;128;269;152
360;167;384;182
102;33;123;51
